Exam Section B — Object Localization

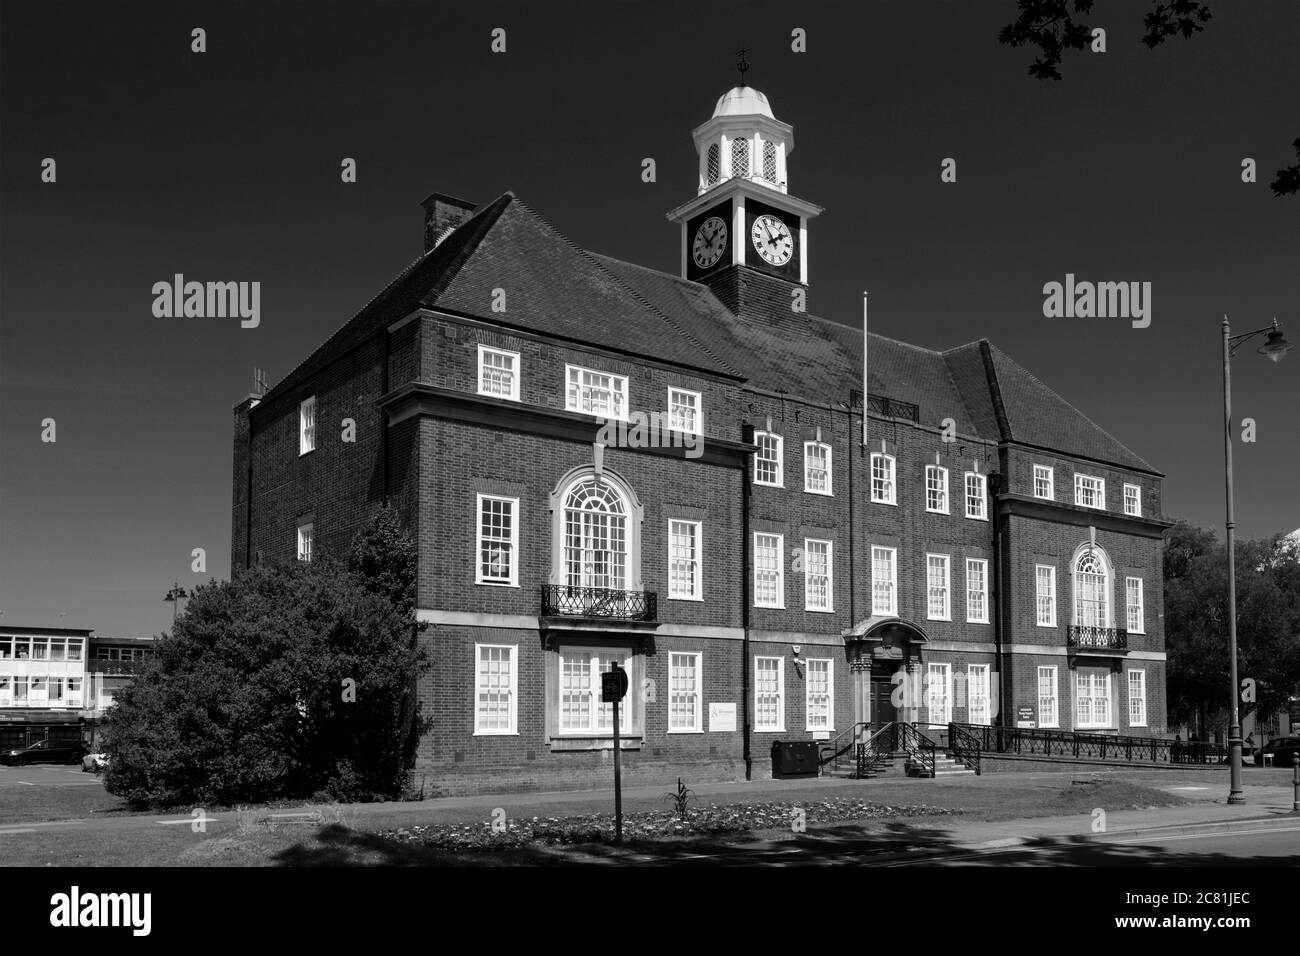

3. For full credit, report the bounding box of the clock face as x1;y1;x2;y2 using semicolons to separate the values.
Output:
692;216;728;269
751;214;794;265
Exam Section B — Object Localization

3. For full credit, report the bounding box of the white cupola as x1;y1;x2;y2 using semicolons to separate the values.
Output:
692;86;794;196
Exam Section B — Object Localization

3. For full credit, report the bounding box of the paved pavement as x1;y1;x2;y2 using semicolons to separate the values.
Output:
0;763;104;788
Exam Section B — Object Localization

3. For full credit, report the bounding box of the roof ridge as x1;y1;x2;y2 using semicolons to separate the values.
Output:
987;343;1155;471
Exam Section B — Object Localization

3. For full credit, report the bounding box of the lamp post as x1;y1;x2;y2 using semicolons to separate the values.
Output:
1221;316;1290;804
163;582;189;624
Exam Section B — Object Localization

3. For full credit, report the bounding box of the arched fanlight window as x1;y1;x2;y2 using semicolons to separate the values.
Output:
763;140;777;182
563;479;628;591
1073;547;1111;628
706;143;720;185
731;137;750;179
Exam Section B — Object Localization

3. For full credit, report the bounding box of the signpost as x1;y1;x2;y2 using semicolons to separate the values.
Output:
601;662;629;843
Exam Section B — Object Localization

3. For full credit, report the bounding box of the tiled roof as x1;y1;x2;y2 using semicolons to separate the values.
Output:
983;343;1155;472
258;191;1157;473
434;198;740;376
592;253;1158;473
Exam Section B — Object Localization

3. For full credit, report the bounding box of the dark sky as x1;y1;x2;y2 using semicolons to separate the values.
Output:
2;0;1297;637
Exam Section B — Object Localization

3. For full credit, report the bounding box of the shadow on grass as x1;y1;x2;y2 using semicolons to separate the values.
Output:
270;819;1276;867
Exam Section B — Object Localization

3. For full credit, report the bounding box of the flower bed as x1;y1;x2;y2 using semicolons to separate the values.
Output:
379;799;959;850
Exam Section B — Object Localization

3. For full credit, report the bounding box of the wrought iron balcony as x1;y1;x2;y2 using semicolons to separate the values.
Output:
541;585;657;622
1066;625;1128;651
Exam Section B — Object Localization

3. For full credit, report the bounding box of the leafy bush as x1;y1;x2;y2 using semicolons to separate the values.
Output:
103;512;427;808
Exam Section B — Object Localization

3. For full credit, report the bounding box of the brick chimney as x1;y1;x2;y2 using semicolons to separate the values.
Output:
420;193;476;252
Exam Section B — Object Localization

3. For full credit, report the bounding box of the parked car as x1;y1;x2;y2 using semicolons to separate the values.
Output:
0;739;90;766
81;752;110;773
1254;736;1300;767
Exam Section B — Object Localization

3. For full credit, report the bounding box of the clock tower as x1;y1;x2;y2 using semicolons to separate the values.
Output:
667;85;823;315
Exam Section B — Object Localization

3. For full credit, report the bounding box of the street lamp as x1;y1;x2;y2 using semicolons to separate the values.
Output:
163;582;189;624
1221;316;1290;804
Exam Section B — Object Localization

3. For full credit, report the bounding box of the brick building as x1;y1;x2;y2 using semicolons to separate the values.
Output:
0;626;154;749
231;85;1171;795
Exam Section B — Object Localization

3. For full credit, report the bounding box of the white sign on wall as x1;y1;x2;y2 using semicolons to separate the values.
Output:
708;703;737;733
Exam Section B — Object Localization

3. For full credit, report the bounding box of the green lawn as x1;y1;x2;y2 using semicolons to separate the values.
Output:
0;776;1188;866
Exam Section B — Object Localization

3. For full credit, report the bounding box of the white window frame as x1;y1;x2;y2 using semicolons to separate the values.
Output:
557;647;632;736
754;656;785;732
477;345;521;402
1035;564;1057;627
870;453;896;505
1125;576;1145;634
299;396;316;456
754;532;784;608
871;545;898;616
475;494;519;587
803;538;833;612
1074;473;1106;510
925;465;949;514
297;522;313;562
926;553;951;621
565;364;628;421
754;432;783;487
668;652;703;733
964;472;987;520
803;441;832;496
667;387;702;436
967;664;991;726
926;662;951;726
1033;464;1054;501
667;520;703;601
473;643;518;735
805;658;834;732
965;558;989;624
1123;483;1142;517
1076;671;1112;729
1128;669;1147;727
1037;666;1059;728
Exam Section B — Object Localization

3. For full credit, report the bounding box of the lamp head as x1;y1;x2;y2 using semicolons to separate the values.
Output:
1258;320;1291;363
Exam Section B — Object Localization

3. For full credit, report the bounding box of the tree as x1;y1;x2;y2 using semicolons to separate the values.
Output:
997;1;1297;196
1163;520;1300;734
348;504;418;616
102;552;427;808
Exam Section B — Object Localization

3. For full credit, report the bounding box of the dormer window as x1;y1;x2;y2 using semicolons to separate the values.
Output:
731;137;750;179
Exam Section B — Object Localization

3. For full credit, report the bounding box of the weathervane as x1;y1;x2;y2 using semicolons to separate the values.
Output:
735;46;750;86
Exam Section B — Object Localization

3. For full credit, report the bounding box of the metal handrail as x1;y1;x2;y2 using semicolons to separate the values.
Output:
857;722;899;777
818;721;868;774
948;722;982;774
900;722;938;777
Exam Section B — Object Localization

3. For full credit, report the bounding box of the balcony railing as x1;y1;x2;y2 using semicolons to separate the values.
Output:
541;585;657;622
1066;625;1128;651
87;658;151;675
848;390;921;424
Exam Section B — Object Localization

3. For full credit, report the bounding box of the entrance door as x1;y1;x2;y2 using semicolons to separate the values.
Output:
871;675;897;725
871;671;899;752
